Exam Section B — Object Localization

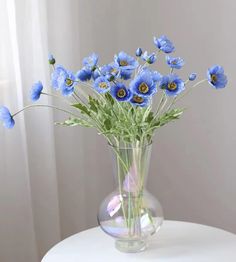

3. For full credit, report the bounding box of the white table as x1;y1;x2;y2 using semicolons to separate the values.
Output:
42;220;236;262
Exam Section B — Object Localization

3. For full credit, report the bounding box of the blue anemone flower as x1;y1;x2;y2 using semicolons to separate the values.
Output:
207;65;227;89
130;71;157;97
136;48;143;57
83;53;99;71
129;94;149;107
159;74;185;96
51;65;67;90
58;70;76;96
166;56;184;69
31;81;43;101
76;67;92;81
0;106;15;129
154;35;175;53
110;83;132;102
189;73;197;81
114;51;138;80
100;64;119;81
142;51;157;64
93;76;111;94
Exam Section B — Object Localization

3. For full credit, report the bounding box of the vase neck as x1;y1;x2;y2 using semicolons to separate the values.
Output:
109;143;152;196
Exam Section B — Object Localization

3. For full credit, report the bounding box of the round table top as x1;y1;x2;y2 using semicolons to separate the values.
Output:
42;220;236;262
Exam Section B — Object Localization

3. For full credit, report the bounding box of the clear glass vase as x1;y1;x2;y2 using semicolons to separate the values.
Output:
97;143;163;253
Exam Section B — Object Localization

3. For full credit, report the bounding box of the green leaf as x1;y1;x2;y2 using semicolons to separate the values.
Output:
56;117;93;127
88;96;99;113
104;118;112;130
105;92;115;106
72;103;91;116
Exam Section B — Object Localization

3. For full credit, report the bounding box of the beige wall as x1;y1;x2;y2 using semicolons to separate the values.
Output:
48;0;236;237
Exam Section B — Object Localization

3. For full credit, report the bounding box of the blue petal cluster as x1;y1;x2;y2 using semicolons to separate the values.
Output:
114;51;138;80
159;74;185;96
83;53;99;71
142;51;157;64
31;81;43;102
154;35;175;53
93;76;111;94
130;71;158;97
166;56;184;69
129;95;149;107
76;68;92;81
0;106;15;129
51;65;67;90
207;65;227;89
58;70;76;96
110;83;132;102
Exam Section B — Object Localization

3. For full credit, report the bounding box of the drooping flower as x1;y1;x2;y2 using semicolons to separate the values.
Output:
129;94;149;107
51;65;67;90
110;83;132;102
166;56;184;69
189;73;197;81
58;70;76;96
130;71;157;97
135;47;143;57
0;106;15;129
31;81;43;101
100;64;119;81
154;35;175;53
114;51;138;80
83;53;99;71
142;51;157;64
76;67;92;82
93;76;111;94
48;54;56;65
159;74;185;96
207;65;227;89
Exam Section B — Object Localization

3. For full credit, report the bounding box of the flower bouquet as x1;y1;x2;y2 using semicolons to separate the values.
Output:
0;35;227;252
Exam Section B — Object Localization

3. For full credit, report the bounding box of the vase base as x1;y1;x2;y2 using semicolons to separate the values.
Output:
115;239;147;253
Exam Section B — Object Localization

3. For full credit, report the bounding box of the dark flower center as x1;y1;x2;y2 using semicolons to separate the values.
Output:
133;95;144;103
99;82;108;89
65;78;74;87
117;88;126;98
171;60;177;65
168;82;177;91
138;82;149;94
119;60;128;66
211;74;217;83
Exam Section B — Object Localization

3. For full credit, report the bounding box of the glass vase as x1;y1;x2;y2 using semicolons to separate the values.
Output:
97;143;163;253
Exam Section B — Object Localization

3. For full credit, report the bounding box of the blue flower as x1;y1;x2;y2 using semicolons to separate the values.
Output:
51;65;67;90
48;54;55;65
189;73;197;81
129;94;149;107
58;70;76;96
141;67;162;83
83;53;99;71
159;74;185;96
110;83;132;102
0;106;15;129
207;65;227;89
130;71;157;97
93;76;111;94
142;51;157;64
166;56;184;69
114;51;138;80
154;35;175;53
76;67;92;81
31;81;43;101
136;48;143;57
100;64;119;81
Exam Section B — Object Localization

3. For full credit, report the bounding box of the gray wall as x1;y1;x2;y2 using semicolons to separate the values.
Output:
48;0;236;237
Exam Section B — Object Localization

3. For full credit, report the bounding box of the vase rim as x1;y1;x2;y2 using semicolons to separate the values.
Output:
108;141;152;150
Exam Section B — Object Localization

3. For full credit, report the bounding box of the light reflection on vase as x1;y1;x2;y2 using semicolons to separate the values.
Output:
97;143;163;253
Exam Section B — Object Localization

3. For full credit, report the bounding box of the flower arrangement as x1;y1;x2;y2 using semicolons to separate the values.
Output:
0;35;227;147
0;35;228;253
